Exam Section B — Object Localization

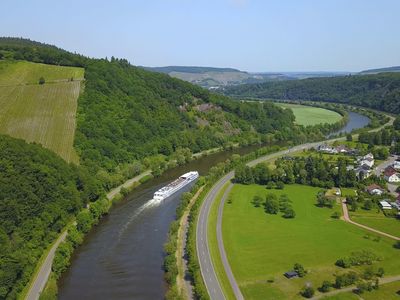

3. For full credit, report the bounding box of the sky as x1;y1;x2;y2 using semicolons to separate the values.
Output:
1;0;399;72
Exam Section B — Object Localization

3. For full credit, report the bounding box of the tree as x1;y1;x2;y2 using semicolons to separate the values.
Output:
38;76;45;84
331;211;340;219
346;134;353;141
394;116;400;130
364;199;373;210
294;263;306;277
264;193;279;214
283;207;296;218
252;195;263;207
301;285;314;298
319;281;331;293
394;241;400;249
276;181;284;189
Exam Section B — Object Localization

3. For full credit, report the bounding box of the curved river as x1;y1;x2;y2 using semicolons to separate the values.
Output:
58;111;370;300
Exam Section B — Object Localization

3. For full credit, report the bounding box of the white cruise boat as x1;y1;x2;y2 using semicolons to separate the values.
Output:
153;171;199;201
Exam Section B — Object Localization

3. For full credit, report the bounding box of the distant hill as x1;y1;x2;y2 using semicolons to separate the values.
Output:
224;72;400;113
144;65;293;88
143;66;241;74
359;66;400;74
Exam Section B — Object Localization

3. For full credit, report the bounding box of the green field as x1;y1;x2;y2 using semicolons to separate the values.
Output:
350;209;400;238
222;184;400;299
0;60;84;162
276;103;342;126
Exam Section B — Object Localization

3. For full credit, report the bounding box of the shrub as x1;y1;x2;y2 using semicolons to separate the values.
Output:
264;193;279;214
335;271;359;288
301;286;314;298
283;207;296;218
294;263;306;277
319;280;331;293
38;76;45;84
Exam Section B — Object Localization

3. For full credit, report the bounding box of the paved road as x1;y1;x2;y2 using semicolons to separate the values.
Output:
312;275;400;299
196;113;395;299
216;183;244;300
25;170;152;300
26;231;68;300
106;170;151;199
196;141;340;300
341;199;400;241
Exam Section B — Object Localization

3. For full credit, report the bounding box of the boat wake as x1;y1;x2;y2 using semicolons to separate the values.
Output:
116;197;162;240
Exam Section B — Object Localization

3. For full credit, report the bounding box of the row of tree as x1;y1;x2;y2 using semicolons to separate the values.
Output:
235;156;358;189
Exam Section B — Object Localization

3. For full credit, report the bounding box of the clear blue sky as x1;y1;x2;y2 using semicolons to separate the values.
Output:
1;0;399;72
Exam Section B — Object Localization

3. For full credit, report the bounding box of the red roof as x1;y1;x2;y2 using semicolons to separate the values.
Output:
366;184;383;192
384;166;397;177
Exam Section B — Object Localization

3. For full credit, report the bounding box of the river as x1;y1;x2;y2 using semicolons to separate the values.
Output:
58;111;370;300
330;111;370;136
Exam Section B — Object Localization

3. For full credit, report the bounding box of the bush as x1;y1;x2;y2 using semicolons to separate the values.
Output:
264;193;279;214
331;211;340;219
335;271;359;288
301;286;315;298
38;76;45;84
394;241;400;249
319;280;331;293
294;263;306;277
276;181;284;189
283;207;296;218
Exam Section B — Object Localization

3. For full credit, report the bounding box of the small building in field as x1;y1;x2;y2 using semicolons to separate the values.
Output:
284;271;298;279
384;166;400;183
366;184;384;196
379;200;392;210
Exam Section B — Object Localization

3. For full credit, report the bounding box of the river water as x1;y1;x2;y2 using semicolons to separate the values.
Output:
58;111;370;300
330;111;370;136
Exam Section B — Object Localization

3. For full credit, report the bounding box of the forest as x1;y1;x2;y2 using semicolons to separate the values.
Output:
0;38;380;299
0;135;102;299
224;73;400;114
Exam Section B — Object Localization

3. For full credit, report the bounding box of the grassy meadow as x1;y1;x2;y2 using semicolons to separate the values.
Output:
350;209;400;238
0;60;84;162
276;103;342;126
222;184;400;299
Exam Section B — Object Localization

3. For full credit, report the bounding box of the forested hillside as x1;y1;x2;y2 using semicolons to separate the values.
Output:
75;58;298;174
0;135;102;299
0;39;297;169
224;73;400;113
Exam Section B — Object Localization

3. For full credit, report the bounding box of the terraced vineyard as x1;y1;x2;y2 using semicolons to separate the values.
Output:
0;60;84;162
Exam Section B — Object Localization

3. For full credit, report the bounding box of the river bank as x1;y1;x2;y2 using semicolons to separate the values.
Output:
37;107;376;300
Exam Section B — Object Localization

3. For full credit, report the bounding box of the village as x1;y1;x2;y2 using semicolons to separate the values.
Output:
317;143;400;214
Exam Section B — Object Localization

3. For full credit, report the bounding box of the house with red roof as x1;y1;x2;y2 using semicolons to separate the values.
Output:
384;166;400;183
366;184;384;195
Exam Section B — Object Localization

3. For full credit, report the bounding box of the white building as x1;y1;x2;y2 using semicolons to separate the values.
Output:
379;200;392;210
384;167;400;183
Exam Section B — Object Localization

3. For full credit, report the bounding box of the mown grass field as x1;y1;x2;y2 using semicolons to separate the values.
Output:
0;60;84;162
222;184;400;299
276;103;342;126
350;209;400;238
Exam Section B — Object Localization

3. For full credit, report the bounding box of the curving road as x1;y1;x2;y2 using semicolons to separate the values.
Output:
26;231;68;300
196;113;395;300
196;141;334;300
